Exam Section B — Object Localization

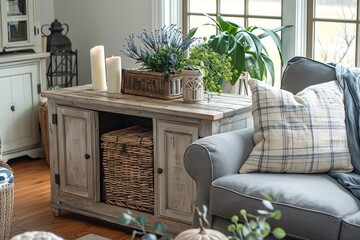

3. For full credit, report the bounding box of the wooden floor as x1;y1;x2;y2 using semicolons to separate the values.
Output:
7;157;133;240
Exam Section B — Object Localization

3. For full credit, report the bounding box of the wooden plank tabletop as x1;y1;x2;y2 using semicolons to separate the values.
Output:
42;85;252;121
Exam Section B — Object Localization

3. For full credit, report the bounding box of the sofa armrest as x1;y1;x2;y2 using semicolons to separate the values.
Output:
183;127;254;226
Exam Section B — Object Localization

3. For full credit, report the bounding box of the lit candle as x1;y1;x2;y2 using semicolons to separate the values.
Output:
90;45;107;90
106;56;122;93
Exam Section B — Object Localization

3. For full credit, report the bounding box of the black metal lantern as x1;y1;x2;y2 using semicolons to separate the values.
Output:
41;19;72;52
41;19;78;89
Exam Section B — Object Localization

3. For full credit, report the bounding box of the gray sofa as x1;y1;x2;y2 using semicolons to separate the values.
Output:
183;57;360;240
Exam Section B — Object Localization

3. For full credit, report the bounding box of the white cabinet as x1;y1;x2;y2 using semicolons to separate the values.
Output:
0;53;49;162
0;0;42;53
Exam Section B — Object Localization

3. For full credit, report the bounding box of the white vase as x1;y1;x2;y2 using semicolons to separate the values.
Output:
222;72;249;95
182;69;204;103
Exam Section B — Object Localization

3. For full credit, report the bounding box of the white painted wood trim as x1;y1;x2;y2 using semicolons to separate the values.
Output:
151;0;182;31
282;0;307;65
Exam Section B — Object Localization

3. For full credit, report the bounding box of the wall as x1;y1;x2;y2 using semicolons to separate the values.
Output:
39;0;54;28
53;0;152;85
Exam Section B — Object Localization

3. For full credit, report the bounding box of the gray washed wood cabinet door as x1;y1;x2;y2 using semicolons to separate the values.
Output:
57;106;98;199
156;119;197;223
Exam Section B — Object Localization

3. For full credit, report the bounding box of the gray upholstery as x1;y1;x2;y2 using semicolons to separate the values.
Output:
0;133;2;159
212;174;360;239
340;212;360;240
281;56;336;94
183;56;360;240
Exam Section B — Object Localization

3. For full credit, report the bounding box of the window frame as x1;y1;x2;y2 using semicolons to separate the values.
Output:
306;0;360;66
151;0;308;72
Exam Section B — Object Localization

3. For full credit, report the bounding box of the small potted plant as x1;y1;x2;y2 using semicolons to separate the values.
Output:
179;43;234;102
121;24;197;100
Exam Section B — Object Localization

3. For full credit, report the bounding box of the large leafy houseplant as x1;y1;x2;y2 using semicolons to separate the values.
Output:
189;15;291;86
121;24;198;74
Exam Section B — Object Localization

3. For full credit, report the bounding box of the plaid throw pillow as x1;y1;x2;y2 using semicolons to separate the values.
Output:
240;79;353;173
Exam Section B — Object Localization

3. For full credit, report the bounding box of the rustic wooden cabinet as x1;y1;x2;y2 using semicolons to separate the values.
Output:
0;53;49;162
43;85;252;235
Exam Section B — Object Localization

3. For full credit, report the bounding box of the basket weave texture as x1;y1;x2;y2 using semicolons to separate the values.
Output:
122;69;183;100
39;101;50;165
0;160;14;240
101;126;154;213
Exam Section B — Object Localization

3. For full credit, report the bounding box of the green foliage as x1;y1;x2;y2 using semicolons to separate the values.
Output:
227;194;286;240
121;24;198;74
179;44;234;101
189;14;292;86
119;210;172;240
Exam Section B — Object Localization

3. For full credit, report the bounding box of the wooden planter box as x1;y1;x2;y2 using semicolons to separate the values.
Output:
122;69;183;100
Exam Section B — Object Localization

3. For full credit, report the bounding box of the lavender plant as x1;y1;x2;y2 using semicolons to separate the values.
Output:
121;25;198;74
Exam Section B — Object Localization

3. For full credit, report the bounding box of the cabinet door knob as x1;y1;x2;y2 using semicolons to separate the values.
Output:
157;168;163;174
85;154;91;160
10;105;15;111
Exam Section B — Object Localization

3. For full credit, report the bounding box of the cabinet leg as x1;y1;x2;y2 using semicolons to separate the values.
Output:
52;207;61;217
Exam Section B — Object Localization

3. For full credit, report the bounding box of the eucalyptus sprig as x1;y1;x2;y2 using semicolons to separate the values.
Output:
228;194;286;240
121;24;198;74
119;210;172;240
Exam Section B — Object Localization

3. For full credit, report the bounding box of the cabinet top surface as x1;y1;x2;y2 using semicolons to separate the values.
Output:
0;52;50;64
42;85;252;120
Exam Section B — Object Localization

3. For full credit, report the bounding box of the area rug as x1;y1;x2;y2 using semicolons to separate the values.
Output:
76;233;111;240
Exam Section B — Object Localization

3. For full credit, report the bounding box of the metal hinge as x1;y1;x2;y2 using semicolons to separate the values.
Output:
52;114;58;125
37;84;41;94
55;174;60;185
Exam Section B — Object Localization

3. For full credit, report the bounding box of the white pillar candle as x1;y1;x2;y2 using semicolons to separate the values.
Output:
106;56;122;93
90;45;107;91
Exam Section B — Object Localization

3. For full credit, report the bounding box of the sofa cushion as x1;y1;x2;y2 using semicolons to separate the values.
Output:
0;165;13;186
340;211;360;240
211;173;360;240
240;79;352;173
281;56;336;94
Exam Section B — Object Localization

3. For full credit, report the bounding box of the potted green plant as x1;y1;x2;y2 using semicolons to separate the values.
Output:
179;43;234;102
121;24;198;100
189;14;291;86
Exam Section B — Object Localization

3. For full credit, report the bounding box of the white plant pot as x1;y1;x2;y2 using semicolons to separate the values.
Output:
222;72;249;95
182;69;204;103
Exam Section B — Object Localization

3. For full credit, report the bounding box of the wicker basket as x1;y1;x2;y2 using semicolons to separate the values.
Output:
39;100;50;166
122;69;183;100
101;125;154;213
0;161;14;240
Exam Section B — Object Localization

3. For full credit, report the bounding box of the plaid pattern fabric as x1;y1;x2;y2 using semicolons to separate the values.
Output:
240;79;353;173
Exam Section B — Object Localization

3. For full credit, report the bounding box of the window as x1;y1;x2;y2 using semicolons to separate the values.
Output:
307;0;359;66
183;0;284;86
